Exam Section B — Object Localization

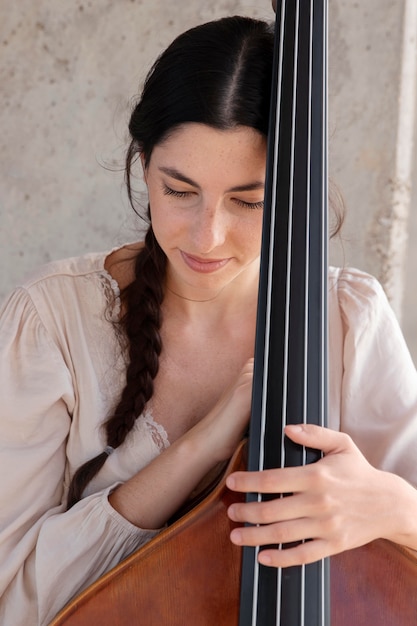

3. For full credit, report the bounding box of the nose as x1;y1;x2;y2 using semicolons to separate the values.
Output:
191;202;227;253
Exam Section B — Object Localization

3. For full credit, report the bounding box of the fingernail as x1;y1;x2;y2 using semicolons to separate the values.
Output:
226;475;235;489
259;552;272;565
286;424;303;432
230;529;242;544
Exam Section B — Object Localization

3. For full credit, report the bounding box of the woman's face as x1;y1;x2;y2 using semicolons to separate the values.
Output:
144;123;266;300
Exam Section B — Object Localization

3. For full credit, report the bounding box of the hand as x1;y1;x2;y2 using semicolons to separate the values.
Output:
109;358;253;530
272;0;277;13
226;423;405;567
190;358;253;464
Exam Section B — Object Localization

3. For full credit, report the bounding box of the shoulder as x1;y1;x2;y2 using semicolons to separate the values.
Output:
0;245;138;339
5;251;111;328
329;265;387;302
21;250;110;290
327;266;412;377
328;266;392;330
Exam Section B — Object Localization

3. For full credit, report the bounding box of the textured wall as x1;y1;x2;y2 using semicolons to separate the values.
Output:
1;0;416;361
0;0;271;288
327;0;417;363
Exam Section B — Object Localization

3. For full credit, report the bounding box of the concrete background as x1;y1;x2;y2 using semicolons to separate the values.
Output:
1;0;416;364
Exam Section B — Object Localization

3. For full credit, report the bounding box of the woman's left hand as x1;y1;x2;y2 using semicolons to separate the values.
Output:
226;423;409;567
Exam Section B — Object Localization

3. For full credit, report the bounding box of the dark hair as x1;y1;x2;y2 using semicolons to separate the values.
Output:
67;16;275;508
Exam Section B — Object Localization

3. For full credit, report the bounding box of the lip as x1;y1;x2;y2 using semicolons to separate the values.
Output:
180;251;230;273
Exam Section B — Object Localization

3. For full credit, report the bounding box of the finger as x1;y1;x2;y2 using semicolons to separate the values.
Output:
284;423;353;456
230;518;320;549
258;538;330;568
226;464;312;495
226;427;353;494
228;493;315;525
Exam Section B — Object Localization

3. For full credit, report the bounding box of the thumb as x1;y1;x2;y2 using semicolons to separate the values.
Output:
284;423;350;456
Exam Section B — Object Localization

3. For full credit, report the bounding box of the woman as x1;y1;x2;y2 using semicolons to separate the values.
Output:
0;15;416;626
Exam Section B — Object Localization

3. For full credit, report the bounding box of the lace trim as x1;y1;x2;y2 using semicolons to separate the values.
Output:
98;269;122;322
140;409;170;451
120;408;170;453
96;270;170;452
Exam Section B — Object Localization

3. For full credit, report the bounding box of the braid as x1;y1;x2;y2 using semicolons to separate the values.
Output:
105;228;165;447
67;228;166;509
66;15;276;509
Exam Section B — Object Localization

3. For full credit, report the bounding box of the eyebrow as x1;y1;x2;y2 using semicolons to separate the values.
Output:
158;166;264;193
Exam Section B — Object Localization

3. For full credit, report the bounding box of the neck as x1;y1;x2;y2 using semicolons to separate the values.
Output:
165;285;224;304
163;262;260;322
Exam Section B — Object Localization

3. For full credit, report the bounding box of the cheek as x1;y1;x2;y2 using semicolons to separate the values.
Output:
148;196;169;243
149;196;184;249
150;211;171;246
148;187;168;226
239;217;263;255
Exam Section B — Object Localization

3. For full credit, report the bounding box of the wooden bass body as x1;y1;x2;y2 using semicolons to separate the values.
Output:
50;442;246;626
50;440;417;626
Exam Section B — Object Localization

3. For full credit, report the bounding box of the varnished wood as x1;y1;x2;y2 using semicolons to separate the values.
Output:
331;539;417;625
50;439;417;625
50;442;247;626
50;2;417;622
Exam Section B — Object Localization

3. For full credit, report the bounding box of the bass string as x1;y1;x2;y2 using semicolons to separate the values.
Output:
241;0;329;623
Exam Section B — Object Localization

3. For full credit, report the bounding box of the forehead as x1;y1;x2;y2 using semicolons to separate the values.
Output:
149;123;267;183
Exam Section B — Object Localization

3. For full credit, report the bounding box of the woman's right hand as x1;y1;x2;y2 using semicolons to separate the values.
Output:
108;359;253;529
187;358;254;464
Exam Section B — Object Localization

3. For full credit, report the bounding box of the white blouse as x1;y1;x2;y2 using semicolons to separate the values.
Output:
0;248;416;625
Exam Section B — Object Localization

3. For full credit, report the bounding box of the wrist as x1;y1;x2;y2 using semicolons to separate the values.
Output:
108;428;218;529
379;471;417;551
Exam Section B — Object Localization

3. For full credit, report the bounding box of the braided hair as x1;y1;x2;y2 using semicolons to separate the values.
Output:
67;16;275;508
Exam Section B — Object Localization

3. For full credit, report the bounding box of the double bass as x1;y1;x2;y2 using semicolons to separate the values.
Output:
51;1;417;624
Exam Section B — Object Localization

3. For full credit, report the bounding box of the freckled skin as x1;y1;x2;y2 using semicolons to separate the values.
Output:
144;123;267;302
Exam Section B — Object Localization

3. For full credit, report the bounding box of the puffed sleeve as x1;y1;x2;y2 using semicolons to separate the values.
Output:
335;268;417;487
0;288;159;626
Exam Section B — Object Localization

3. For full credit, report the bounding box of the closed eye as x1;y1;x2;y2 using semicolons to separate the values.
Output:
233;198;264;210
163;184;193;199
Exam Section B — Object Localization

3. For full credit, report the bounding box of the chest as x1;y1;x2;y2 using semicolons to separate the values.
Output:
149;330;254;443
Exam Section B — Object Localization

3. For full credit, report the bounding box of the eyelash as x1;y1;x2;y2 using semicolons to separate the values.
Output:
163;185;191;199
162;185;264;210
234;199;264;211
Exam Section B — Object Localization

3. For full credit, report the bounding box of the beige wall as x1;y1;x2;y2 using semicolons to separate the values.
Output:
1;0;416;363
